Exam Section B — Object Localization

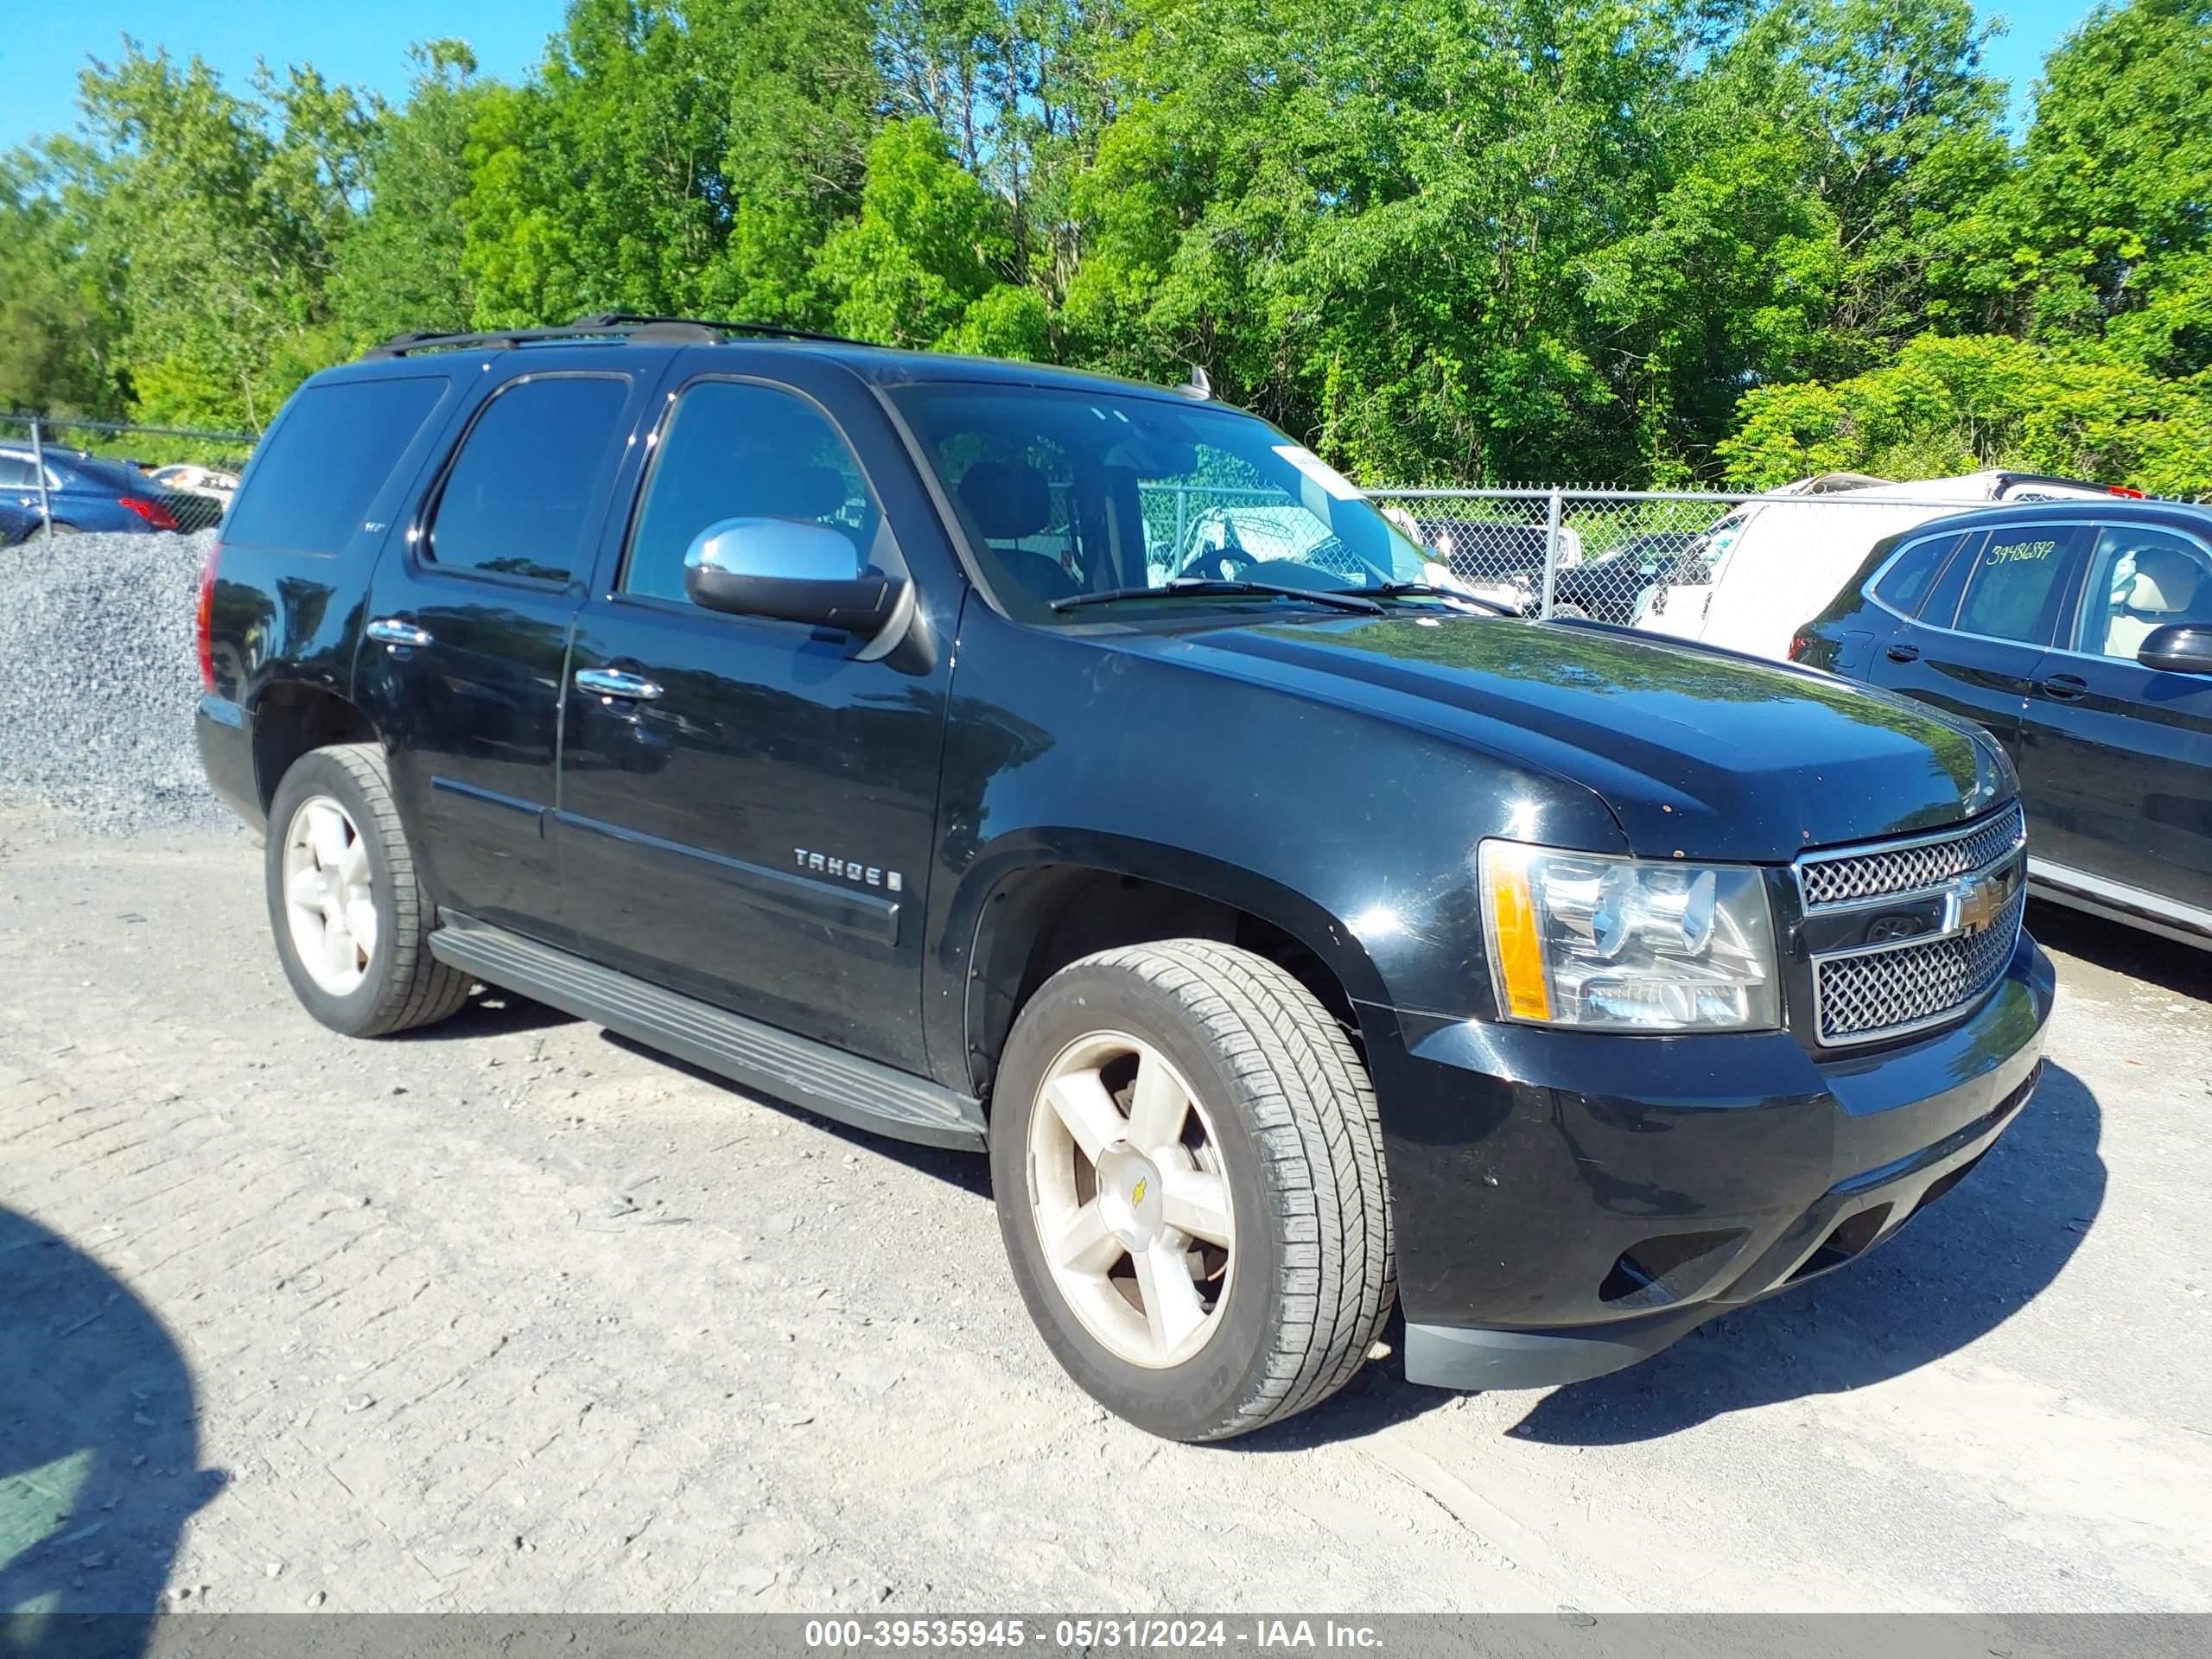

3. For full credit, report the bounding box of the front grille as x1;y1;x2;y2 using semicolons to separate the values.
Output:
1814;887;2024;1044
1796;803;2024;910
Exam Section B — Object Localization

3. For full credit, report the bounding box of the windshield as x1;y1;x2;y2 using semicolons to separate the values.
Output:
889;383;1432;618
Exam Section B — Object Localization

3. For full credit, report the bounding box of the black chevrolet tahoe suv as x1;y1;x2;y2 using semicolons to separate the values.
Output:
196;315;2054;1441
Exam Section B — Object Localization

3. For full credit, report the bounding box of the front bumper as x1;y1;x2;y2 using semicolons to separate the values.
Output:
1359;928;2056;1392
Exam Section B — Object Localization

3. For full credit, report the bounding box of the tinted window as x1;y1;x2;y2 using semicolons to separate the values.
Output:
1873;533;1966;616
1954;526;2077;644
0;454;34;489
2072;524;2212;660
622;382;874;603
225;377;448;553
429;376;630;582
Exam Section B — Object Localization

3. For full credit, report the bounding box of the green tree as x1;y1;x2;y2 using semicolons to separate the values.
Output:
332;41;490;346
1719;332;2212;495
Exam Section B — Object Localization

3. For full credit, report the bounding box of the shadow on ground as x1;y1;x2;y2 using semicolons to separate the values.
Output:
0;1207;222;1647
595;1031;993;1198
387;986;579;1043
2027;899;2210;1001
1245;1060;2103;1451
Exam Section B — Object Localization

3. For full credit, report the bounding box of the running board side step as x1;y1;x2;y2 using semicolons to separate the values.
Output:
429;915;987;1152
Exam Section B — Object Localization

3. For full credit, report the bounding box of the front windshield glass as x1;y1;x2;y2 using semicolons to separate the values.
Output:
888;383;1433;617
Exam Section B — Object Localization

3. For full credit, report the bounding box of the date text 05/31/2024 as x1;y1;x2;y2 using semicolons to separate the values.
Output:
802;1621;1383;1649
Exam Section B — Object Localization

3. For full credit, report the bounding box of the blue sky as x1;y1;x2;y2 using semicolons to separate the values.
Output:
0;0;2103;154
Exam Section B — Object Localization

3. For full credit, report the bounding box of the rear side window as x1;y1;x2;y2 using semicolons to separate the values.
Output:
1953;527;2079;644
0;454;35;488
1872;533;1967;616
224;377;448;553
427;375;631;583
621;381;875;604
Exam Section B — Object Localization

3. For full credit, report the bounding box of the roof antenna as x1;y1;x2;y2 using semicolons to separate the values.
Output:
1179;362;1213;400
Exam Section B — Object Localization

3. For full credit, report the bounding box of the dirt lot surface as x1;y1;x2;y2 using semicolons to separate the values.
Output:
4;804;2210;1616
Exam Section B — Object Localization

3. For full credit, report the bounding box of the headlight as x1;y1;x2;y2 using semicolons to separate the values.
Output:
1478;840;1779;1032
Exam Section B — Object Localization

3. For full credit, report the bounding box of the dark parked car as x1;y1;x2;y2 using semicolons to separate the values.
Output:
0;499;35;546
0;443;188;535
196;315;2052;1440
1794;500;2212;948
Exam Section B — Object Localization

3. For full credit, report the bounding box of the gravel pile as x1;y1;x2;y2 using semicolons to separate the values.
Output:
0;529;232;835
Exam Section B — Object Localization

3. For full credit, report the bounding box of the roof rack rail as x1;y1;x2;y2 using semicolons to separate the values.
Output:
568;312;864;346
362;312;861;361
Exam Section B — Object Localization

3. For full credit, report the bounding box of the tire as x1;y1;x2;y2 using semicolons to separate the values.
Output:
264;743;471;1037
990;940;1395;1441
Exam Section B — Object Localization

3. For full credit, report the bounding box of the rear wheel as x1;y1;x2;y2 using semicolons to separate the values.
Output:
264;743;469;1037
990;940;1394;1441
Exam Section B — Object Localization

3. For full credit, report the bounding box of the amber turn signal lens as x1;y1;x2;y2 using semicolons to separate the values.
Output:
1482;843;1554;1021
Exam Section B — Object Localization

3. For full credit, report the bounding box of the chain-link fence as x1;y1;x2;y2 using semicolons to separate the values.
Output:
1;414;255;542
1361;480;2170;639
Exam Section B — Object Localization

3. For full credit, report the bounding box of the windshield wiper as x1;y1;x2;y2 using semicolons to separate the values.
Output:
1052;578;1383;615
1346;581;1516;614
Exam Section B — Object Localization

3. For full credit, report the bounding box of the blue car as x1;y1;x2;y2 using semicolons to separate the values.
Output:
0;499;36;546
0;442;188;535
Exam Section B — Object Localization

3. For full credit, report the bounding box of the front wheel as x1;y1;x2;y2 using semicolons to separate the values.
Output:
990;941;1395;1441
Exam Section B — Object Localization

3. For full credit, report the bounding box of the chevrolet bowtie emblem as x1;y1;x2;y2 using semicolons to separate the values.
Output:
1952;872;2002;935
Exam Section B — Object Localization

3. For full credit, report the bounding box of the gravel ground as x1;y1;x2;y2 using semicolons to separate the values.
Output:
0;530;226;836
2;805;2209;1618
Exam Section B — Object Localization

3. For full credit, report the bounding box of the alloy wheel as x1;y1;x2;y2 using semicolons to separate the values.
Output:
1027;1031;1236;1368
281;795;377;996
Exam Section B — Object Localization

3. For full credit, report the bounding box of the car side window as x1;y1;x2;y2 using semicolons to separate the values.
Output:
621;381;876;605
1872;533;1967;617
1950;526;2079;644
2071;525;2212;662
426;375;631;583
0;454;35;489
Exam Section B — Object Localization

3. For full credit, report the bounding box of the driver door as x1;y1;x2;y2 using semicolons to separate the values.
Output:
551;362;957;1071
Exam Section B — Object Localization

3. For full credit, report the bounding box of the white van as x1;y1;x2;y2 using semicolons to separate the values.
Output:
1641;471;2130;660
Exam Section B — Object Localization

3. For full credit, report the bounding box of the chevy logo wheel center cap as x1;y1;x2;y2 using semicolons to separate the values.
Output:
1096;1142;1166;1250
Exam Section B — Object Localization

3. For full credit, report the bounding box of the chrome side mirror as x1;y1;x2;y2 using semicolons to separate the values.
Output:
681;518;905;636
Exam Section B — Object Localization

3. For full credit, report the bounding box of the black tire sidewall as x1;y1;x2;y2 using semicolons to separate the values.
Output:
990;959;1290;1442
264;751;404;1037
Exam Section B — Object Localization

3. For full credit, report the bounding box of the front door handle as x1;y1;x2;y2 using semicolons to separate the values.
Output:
575;666;664;702
365;617;434;648
2038;673;2088;702
1885;642;1920;664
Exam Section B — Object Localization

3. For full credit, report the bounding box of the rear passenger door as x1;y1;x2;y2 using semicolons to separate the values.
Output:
1866;522;2088;769
551;361;956;1072
358;360;660;938
2015;521;2212;912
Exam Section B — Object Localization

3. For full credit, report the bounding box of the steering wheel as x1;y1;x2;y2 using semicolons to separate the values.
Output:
1178;546;1261;582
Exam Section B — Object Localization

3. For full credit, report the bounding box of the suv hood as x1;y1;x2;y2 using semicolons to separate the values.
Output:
1112;613;2012;862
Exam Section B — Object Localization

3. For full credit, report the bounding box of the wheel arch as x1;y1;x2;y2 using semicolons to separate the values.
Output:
250;680;379;811
949;832;1392;1103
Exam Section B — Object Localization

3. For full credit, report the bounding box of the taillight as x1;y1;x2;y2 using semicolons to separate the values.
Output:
120;495;180;531
2106;485;2146;499
1787;630;1812;662
196;543;220;691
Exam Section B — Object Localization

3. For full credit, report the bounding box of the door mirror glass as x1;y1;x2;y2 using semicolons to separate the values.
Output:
2137;622;2212;675
682;518;904;635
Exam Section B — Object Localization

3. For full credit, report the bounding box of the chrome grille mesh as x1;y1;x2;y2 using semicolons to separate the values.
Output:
1815;889;2025;1043
1797;804;2024;910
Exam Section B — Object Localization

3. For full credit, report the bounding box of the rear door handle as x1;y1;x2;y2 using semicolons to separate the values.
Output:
2038;673;2088;701
575;666;664;701
1884;643;1919;663
365;617;434;648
